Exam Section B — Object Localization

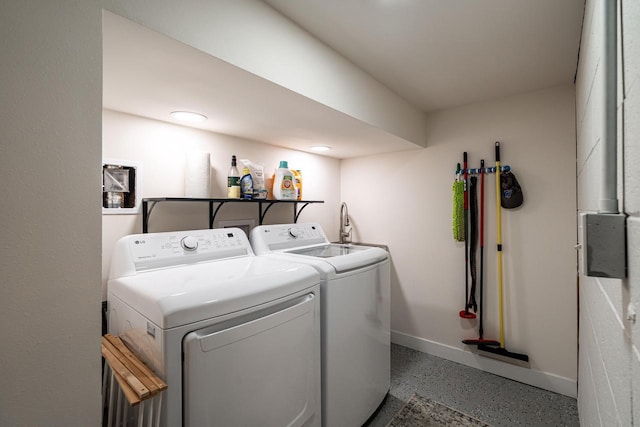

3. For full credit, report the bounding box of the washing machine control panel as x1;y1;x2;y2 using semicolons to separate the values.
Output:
125;228;252;271
181;236;199;251
288;227;302;238
251;223;327;252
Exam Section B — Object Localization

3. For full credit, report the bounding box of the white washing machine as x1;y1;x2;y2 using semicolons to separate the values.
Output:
250;223;390;427
107;228;321;427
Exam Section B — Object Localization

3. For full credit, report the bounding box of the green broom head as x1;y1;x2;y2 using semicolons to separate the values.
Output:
452;180;464;241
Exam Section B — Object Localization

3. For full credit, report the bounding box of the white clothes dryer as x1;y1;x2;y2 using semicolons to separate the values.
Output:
108;228;321;427
250;223;390;427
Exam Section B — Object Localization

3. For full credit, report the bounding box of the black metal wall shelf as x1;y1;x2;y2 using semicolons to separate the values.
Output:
141;197;324;233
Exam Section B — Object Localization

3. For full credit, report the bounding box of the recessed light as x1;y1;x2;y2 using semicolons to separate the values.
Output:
170;111;207;123
310;145;331;152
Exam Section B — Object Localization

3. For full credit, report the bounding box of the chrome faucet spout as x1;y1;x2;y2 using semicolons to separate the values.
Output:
339;202;352;244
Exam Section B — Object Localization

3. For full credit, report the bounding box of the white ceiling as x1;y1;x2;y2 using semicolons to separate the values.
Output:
103;1;585;159
263;0;585;112
103;12;419;160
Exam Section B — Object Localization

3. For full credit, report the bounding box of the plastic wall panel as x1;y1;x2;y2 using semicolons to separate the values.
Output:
584;275;631;426
623;0;640;425
578;294;600;426
622;0;640;97
628;217;640;427
577;0;639;425
623;80;640;215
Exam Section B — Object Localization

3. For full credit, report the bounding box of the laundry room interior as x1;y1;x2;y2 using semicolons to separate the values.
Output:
2;0;639;426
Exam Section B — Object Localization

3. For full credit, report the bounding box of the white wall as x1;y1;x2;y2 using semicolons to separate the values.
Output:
102;110;341;297
576;0;640;425
102;0;427;147
0;2;102;425
341;85;578;396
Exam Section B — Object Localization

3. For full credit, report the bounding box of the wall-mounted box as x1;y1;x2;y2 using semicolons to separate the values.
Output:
218;219;256;237
102;158;142;215
580;213;626;279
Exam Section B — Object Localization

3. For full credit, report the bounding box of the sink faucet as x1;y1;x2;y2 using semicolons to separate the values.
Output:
339;202;352;244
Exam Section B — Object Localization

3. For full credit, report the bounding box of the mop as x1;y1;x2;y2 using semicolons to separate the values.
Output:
477;142;529;364
463;160;499;346
452;163;464;242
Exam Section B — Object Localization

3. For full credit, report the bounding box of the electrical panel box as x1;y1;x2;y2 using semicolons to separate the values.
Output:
581;213;626;279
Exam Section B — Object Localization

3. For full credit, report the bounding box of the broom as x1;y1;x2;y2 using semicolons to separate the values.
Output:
477;142;529;364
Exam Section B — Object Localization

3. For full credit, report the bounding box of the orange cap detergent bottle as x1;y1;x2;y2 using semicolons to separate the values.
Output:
272;161;296;200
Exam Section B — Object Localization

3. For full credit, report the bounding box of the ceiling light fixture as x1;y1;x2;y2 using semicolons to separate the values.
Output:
170;111;208;123
310;145;331;152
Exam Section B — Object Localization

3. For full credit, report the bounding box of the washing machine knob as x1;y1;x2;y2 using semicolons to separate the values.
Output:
181;236;198;251
288;227;301;238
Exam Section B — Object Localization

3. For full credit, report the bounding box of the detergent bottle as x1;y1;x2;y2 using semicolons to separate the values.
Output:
272;161;296;200
292;169;303;200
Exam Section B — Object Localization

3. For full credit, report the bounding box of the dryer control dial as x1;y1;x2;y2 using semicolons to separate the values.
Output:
181;236;199;251
288;227;302;239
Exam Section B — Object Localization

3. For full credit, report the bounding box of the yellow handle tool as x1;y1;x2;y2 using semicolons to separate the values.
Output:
495;142;505;349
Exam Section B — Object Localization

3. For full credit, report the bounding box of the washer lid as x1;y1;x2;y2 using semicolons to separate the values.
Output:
285;244;388;273
250;223;388;273
108;256;319;329
287;244;367;258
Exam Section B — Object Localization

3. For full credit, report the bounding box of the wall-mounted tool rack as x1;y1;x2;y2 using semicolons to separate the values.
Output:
141;197;324;233
456;165;511;175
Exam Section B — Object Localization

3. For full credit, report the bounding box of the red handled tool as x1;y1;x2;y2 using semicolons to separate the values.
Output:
463;159;499;346
459;152;476;319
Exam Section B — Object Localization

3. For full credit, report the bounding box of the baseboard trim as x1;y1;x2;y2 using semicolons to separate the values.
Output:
391;330;577;398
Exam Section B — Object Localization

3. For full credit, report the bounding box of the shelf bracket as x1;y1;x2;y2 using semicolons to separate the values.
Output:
294;202;312;223
209;201;228;228
259;202;276;225
142;200;160;233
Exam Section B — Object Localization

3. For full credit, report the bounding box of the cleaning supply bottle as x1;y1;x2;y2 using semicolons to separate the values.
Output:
240;167;253;200
227;155;240;199
272;161;296;200
292;169;303;200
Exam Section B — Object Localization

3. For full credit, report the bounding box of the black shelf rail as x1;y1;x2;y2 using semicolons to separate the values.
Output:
141;197;324;233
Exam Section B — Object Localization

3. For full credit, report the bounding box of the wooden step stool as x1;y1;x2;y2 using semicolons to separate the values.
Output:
102;334;167;427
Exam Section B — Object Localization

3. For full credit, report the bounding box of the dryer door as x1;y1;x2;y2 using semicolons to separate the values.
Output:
183;291;320;427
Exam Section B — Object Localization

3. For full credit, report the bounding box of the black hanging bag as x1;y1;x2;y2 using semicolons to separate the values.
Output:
500;171;523;209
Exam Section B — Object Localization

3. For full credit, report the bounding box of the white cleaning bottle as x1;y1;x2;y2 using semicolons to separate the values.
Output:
272;161;296;200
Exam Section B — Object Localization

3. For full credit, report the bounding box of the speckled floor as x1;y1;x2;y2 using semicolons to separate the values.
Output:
364;344;579;427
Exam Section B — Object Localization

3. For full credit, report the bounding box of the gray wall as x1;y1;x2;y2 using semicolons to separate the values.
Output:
576;0;640;425
0;2;103;425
